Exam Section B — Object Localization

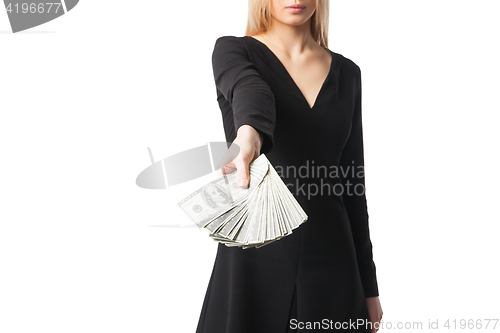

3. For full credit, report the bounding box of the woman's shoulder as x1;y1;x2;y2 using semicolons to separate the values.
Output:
212;35;251;57
332;50;361;76
214;35;245;41
328;49;361;80
213;35;361;76
213;35;248;48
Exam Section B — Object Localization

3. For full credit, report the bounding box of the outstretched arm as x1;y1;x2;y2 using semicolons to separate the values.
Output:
212;36;276;187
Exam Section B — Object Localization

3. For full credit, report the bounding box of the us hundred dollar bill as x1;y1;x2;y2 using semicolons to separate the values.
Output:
177;154;308;249
177;155;269;228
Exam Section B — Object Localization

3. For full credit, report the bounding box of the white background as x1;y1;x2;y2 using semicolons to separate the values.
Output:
1;1;499;332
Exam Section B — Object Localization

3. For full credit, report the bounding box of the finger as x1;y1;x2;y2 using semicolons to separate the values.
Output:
222;161;236;175
234;157;250;188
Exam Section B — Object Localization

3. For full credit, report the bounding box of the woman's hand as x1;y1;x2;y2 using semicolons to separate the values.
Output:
366;296;383;333
221;125;264;188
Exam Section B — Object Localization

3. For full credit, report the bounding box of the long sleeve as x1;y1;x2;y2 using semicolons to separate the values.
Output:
338;66;379;298
212;36;276;154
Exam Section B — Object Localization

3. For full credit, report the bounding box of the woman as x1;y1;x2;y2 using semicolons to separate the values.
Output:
197;0;383;332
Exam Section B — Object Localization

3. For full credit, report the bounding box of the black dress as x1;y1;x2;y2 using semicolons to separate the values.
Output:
196;35;379;333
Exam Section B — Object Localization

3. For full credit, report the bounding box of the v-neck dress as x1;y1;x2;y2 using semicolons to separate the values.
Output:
196;35;380;333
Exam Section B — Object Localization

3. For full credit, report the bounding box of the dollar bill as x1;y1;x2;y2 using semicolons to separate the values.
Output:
177;154;308;249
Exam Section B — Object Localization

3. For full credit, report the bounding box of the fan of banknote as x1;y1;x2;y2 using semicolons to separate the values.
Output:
177;154;308;249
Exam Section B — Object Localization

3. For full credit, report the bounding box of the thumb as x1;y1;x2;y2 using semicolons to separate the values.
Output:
234;157;250;189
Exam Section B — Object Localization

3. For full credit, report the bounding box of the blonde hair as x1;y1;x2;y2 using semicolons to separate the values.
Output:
245;0;329;48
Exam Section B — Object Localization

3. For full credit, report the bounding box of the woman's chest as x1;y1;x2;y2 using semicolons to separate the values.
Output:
247;48;357;158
